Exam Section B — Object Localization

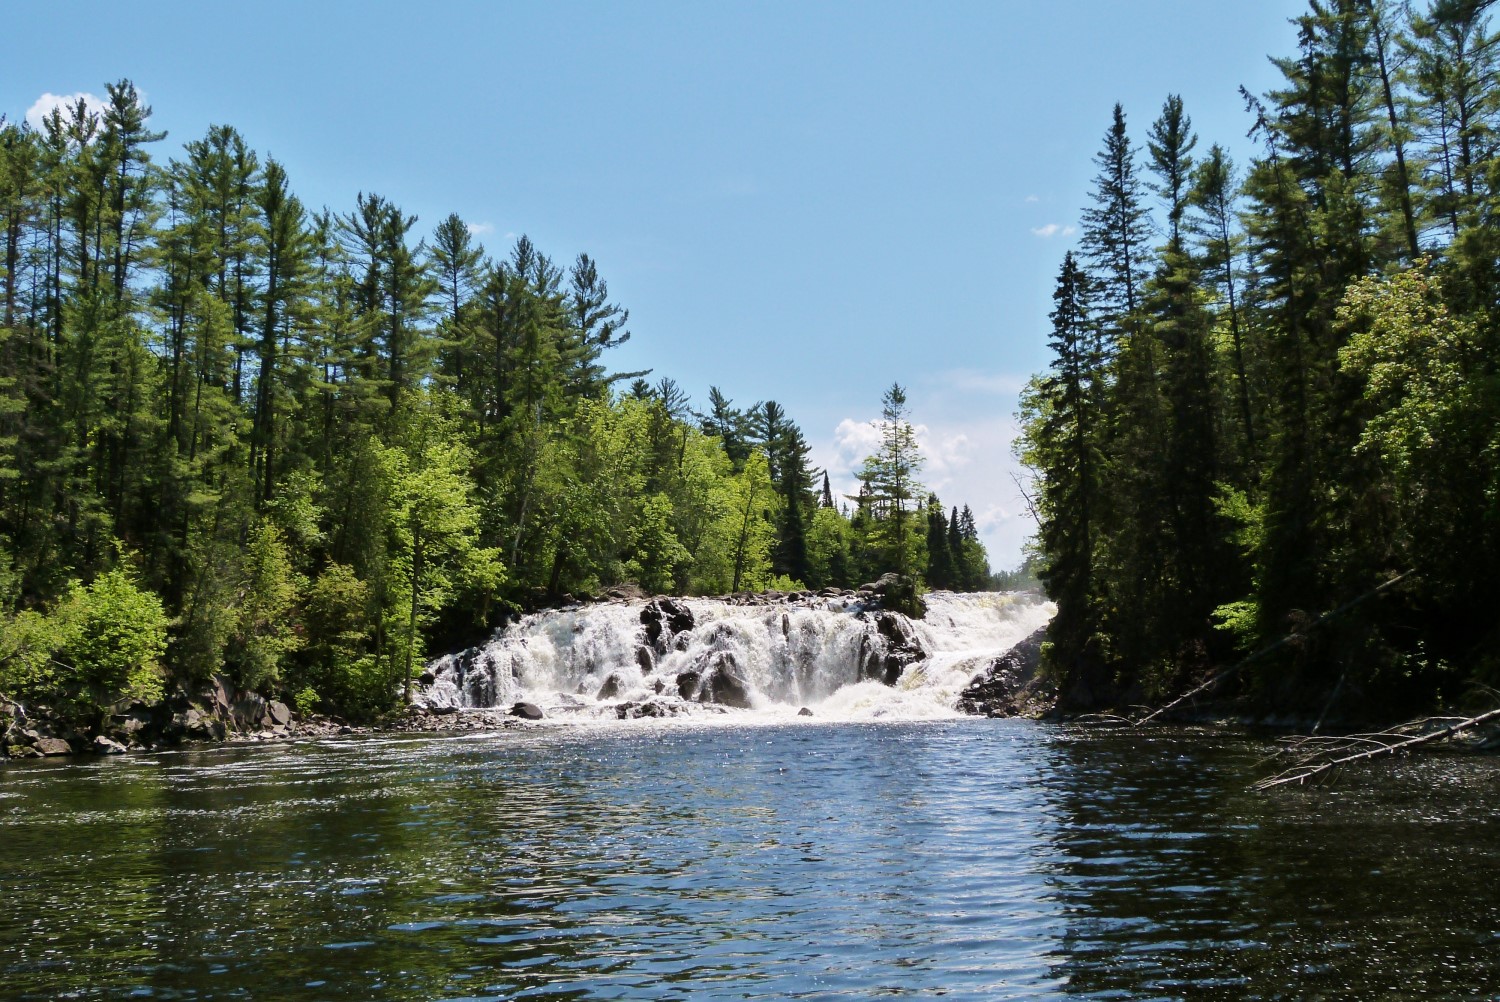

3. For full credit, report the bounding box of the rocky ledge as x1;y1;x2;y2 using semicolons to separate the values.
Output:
1;677;327;760
957;626;1053;718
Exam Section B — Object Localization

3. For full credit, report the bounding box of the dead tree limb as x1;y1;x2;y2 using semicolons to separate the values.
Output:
1255;707;1500;790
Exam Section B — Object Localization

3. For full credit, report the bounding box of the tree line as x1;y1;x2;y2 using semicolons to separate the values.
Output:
0;84;991;720
1021;0;1499;714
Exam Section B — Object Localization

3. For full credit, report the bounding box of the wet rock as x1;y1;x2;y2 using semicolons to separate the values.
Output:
798;707;815;717
510;701;545;720
34;736;72;756
676;670;702;701
596;673;630;701
267;701;292;727
957;626;1049;717
635;646;655;674
92;735;126;755
615;698;691;720
641;597;695;652
864;612;927;685
700;651;753;709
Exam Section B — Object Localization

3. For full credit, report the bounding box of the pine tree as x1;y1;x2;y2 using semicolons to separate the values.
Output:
1081;104;1153;332
856;383;924;577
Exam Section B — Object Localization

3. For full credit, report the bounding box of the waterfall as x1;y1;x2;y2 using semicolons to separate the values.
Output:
417;591;1054;722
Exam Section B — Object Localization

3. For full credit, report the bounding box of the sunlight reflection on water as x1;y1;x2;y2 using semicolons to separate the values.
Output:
2;720;1498;1000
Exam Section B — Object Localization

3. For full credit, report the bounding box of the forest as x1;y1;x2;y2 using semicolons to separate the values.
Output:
1021;0;1499;716
0;88;991;721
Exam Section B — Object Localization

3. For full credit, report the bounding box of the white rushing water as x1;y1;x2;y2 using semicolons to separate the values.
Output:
418;591;1054;722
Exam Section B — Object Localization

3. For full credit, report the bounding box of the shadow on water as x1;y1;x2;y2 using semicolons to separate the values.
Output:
1034;726;1500;1000
2;721;1498;1000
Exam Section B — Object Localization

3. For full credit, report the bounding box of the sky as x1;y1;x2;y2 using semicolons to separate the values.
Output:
3;0;1310;570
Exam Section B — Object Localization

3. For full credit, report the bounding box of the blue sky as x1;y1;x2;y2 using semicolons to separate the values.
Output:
5;1;1308;568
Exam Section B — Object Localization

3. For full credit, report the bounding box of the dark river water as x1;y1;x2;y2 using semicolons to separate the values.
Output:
2;719;1498;1000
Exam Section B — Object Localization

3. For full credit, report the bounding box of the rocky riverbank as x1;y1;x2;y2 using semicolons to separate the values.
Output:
957;626;1053;718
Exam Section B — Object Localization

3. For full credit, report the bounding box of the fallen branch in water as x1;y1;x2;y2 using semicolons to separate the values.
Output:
1254;706;1500;791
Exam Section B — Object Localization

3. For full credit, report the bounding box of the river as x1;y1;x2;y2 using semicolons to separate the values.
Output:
2;719;1497;1000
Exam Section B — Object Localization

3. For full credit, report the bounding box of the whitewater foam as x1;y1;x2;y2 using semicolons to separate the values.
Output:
419;591;1054;723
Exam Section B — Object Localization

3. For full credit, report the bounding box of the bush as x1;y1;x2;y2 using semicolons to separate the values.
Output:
59;569;170;704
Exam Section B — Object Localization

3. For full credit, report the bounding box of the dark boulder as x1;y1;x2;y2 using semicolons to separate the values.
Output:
641;597;695;653
596;672;632;701
859;612;927;685
957;626;1049;717
798;707;815;717
700;651;753;709
635;646;655;674
676;671;702;701
510;701;545;720
231;694;269;730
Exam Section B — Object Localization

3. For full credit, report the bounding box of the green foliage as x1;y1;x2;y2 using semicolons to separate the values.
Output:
0;78;1004;724
11;568;171;706
1023;1;1500;714
226;521;303;692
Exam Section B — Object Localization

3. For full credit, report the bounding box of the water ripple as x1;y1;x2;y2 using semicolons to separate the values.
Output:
2;720;1499;999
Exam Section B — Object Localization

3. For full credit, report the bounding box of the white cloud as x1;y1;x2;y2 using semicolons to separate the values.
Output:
816;411;1037;570
1024;194;1040;203
1030;223;1077;238
466;221;496;236
26;91;108;131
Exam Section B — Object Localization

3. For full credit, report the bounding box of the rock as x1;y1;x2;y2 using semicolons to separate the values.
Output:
700;651;753;709
430;705;460;716
34;736;72;756
861;611;927;685
641;597;695;652
510;701;545;721
602;583;648;602
232;693;269;730
676;671;702;701
635;646;655;674
417;669;436;687
615;698;687;720
92;735;126;755
596;673;628;701
267;701;292;727
798;707;814;717
957;626;1049;717
201;674;234;716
